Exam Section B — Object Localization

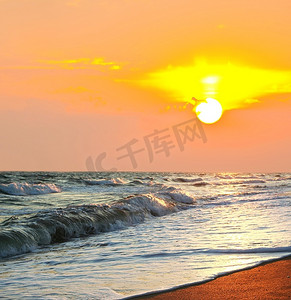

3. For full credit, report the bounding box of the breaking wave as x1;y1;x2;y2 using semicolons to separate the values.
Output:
157;189;196;204
0;189;196;258
0;183;61;196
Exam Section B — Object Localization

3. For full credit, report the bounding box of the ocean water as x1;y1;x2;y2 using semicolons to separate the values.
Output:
0;172;290;299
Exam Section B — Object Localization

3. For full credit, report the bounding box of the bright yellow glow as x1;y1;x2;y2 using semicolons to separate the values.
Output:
201;76;220;85
138;58;291;111
195;98;223;124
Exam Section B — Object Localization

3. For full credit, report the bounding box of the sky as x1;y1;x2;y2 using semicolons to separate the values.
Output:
0;0;290;172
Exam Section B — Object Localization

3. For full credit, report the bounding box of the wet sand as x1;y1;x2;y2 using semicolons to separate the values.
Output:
131;256;291;300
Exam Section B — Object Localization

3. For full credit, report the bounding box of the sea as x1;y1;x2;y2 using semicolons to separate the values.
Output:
0;172;290;299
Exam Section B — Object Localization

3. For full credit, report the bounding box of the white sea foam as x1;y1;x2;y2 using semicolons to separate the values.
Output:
0;182;61;196
121;194;178;217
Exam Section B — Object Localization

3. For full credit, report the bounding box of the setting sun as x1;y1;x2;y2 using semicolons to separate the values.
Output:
195;98;223;124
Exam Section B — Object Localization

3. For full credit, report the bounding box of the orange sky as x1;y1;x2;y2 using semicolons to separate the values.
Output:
0;0;290;172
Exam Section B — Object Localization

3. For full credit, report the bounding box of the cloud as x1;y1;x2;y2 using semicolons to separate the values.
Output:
41;57;122;70
0;57;122;71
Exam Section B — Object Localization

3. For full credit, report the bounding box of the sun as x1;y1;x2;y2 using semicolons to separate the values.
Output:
195;98;223;124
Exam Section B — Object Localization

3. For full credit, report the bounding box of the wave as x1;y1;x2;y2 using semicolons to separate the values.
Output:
0;189;195;258
0;182;61;196
233;179;266;185
173;177;203;183
217;175;233;179
84;178;126;186
206;246;291;254
134;176;153;181
251;185;268;189
232;175;260;180
131;246;291;260
157;189;196;204
129;179;145;185
192;182;209;187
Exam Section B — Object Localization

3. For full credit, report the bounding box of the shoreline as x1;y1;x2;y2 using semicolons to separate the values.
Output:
126;255;291;299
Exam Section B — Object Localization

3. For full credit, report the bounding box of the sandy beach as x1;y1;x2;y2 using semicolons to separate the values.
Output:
131;256;291;300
